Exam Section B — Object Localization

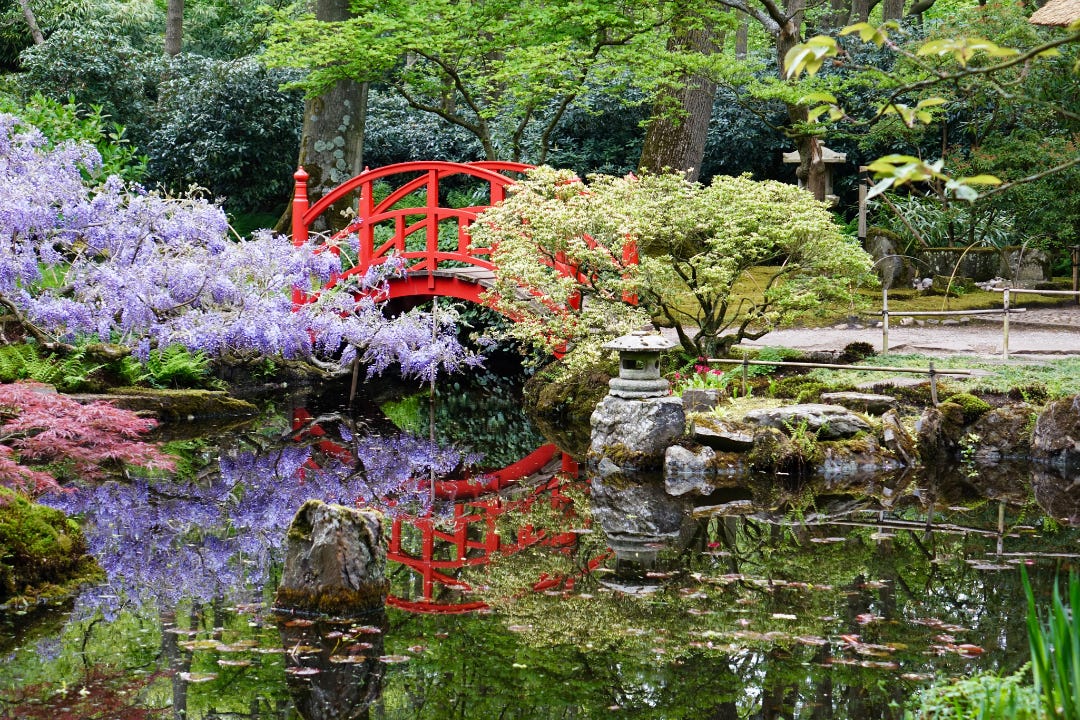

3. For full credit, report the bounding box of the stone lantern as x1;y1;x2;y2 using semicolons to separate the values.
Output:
603;330;678;399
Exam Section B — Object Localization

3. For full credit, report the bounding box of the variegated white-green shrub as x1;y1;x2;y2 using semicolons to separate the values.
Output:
470;166;877;368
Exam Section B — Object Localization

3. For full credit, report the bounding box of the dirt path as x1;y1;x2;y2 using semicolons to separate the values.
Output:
734;304;1080;360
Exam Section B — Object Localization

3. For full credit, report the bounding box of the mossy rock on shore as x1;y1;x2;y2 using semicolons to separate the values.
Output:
0;488;101;606
74;387;259;421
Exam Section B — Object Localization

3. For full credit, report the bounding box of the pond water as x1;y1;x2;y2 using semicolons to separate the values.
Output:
1;374;1078;719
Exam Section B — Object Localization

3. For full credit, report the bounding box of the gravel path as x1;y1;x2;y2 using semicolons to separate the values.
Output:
734;304;1080;360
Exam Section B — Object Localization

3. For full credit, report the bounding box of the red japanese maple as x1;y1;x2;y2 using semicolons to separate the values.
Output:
0;382;175;496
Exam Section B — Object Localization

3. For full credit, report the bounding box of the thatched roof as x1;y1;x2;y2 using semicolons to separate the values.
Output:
1029;0;1080;27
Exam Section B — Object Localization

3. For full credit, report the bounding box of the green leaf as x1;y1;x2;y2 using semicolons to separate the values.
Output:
956;174;1002;185
783;36;838;79
798;91;838;105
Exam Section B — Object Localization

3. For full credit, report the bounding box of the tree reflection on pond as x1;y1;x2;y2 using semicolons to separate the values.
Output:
4;381;1080;719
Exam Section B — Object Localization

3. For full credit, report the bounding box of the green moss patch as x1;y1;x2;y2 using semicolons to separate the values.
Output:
0;488;100;605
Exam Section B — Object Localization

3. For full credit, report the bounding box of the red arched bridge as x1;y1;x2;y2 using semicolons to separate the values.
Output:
289;160;637;310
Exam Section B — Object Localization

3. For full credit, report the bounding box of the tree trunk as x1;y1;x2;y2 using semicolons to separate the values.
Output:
17;0;44;45
852;0;871;23
776;0;828;202
638;13;721;182
882;0;905;20
276;0;367;234
736;16;749;59
165;0;183;56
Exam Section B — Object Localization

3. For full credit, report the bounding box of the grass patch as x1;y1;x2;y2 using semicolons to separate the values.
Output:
803;354;1080;401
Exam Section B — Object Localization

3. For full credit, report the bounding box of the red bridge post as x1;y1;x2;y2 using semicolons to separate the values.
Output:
291;167;310;306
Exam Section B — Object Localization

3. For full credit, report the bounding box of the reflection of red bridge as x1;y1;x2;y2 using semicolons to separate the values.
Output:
291;408;591;614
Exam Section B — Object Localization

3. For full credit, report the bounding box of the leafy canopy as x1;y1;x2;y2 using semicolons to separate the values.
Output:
470;167;875;362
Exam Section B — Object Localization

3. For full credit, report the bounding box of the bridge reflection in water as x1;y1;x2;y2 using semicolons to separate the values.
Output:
291;407;592;615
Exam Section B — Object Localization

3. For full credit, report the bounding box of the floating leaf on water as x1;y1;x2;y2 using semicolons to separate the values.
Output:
217;659;251;667
957;644;985;656
859;660;899;669
217;640;259;652
254;647;286;654
970;563;1011;571
285;619;315;628
795;636;829;646
771;613;797;620
323;631;345;640
507;625;533;633
407;645;426;654
346;642;374;652
167;628;199;637
351;625;383;635
911;618;968;633
179;639;224;651
856;613;881;625
810;537;846;544
329;655;368;664
379;655;410;664
285;666;320;676
860;580;889;589
178;672;218;683
901;673;935;681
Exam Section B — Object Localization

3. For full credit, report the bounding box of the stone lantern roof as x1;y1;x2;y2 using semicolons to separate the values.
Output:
602;330;679;353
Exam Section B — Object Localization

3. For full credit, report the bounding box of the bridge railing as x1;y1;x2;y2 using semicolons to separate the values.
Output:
291;161;531;301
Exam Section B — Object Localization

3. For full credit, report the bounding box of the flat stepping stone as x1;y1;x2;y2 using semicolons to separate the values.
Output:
820;392;899;415
742;403;870;439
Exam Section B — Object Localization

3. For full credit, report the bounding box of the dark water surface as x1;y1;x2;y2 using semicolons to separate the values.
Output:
1;377;1078;719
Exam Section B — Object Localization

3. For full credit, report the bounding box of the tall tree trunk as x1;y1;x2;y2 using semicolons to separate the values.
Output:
777;0;828;201
852;0;871;23
638;11;722;182
882;0;905;20
736;16;749;58
17;0;44;45
165;0;183;56
276;0;367;234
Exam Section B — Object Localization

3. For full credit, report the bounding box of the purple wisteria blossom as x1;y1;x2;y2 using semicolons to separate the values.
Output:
0;114;480;378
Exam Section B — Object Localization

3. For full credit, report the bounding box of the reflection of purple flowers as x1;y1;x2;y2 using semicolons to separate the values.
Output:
41;426;472;618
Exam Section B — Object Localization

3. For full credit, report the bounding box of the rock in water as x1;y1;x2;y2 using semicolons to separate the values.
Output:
274;500;388;616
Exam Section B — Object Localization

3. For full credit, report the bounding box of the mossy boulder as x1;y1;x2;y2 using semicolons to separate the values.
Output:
274;500;389;617
943;392;991;424
0;488;100;605
72;387;258;421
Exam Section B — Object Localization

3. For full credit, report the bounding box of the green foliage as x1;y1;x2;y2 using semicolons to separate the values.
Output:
0;344;103;392
471;167;876;367
906;669;1039;719
119;345;222;390
1025;569;1080;719
146;56;303;213
0;93;146;181
264;0;735;162
380;393;426;435
17;22;160;142
873;193;1023;250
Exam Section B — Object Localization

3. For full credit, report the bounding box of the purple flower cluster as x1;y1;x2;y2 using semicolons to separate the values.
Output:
0;114;480;378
